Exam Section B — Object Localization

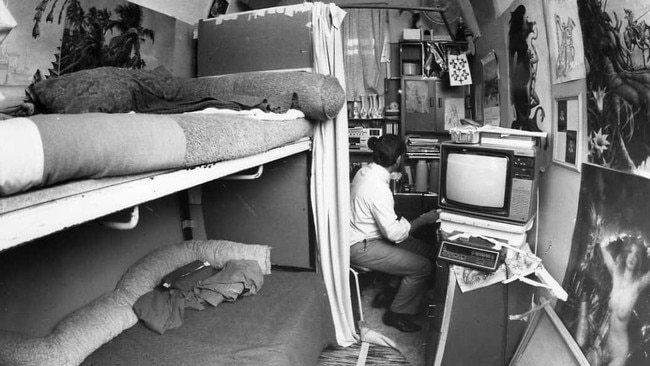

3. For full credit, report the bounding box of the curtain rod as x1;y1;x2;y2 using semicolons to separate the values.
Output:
336;4;445;13
335;3;453;40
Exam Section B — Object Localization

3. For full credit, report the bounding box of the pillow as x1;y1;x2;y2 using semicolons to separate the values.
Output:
0;240;271;366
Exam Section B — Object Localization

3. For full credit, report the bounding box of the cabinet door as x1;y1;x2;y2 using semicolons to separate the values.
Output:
201;153;313;268
402;78;467;134
402;78;437;133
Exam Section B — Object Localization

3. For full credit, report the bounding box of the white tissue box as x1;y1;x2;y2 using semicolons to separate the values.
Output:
402;29;421;41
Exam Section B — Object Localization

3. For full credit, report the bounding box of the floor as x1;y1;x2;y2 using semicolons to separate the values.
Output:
356;275;435;366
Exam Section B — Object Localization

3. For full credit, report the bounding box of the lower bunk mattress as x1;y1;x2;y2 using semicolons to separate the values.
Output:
81;269;336;366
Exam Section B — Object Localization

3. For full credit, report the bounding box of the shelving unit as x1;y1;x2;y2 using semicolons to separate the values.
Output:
395;39;472;196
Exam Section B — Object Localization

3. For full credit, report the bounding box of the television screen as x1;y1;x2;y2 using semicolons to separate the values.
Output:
445;151;509;209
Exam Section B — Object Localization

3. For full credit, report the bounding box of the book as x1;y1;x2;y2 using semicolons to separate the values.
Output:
161;260;211;288
479;125;547;138
480;133;537;148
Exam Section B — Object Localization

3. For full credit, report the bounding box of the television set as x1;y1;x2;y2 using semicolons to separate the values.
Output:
438;142;539;225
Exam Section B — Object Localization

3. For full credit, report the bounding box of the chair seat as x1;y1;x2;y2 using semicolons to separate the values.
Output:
350;264;372;274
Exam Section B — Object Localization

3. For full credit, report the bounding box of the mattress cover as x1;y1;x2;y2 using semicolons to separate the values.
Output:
82;270;336;366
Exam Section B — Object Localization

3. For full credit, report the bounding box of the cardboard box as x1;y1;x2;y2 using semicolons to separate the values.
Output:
197;4;313;76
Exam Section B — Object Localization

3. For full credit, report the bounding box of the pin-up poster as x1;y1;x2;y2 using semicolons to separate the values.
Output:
556;164;650;366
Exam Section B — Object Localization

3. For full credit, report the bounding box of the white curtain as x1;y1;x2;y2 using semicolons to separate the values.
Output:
342;8;389;100
310;2;357;347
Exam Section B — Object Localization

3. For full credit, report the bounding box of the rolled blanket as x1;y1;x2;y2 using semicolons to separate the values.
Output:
177;71;345;121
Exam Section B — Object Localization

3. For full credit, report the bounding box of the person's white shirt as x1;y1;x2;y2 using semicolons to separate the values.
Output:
349;163;410;245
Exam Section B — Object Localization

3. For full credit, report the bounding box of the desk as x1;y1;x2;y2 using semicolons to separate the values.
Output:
426;269;532;365
426;212;535;365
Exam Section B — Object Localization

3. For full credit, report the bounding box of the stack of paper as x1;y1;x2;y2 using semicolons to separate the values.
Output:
406;135;440;159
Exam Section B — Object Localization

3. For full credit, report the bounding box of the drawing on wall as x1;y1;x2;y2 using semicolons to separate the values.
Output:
556;164;650;366
543;0;586;84
579;0;650;176
507;2;547;136
444;97;465;130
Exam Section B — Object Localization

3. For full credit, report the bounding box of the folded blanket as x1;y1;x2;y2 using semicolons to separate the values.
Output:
0;112;313;196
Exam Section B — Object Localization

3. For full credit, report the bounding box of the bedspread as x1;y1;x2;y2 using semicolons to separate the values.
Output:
82;270;336;366
27;67;345;121
0;112;313;196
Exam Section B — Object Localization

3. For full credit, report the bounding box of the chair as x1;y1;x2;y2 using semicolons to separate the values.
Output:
349;264;373;322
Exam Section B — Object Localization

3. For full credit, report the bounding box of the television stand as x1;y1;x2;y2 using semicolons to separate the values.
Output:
425;211;536;365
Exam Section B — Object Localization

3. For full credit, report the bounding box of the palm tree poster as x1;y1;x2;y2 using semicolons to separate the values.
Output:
579;0;650;176
556;163;650;366
33;0;154;77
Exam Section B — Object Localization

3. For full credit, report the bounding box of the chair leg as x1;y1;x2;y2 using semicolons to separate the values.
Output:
349;268;364;322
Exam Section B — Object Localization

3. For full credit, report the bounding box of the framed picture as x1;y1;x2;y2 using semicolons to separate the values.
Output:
510;300;590;366
553;93;583;171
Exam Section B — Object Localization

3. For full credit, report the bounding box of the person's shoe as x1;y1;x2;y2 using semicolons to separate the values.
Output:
382;310;422;333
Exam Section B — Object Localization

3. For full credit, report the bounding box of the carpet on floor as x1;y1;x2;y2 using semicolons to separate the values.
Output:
317;342;410;366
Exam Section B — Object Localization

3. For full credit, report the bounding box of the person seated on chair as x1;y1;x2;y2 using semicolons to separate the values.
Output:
349;134;440;333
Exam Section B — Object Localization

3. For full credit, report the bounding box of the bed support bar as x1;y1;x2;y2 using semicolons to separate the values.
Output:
223;165;264;180
98;206;140;230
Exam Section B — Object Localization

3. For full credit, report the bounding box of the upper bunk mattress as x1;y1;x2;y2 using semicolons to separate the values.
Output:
0;111;313;197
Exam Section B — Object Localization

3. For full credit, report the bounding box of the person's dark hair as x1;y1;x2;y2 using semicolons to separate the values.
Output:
367;134;406;167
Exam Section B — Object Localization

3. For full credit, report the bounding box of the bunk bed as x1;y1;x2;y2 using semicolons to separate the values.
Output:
0;3;354;365
0;67;343;250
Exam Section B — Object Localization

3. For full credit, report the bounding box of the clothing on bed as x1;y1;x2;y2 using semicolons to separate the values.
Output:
134;260;264;335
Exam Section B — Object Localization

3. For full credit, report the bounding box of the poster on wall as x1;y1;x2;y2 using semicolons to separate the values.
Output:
481;50;500;126
579;0;650;176
556;164;650;366
543;0;586;84
506;0;552;137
